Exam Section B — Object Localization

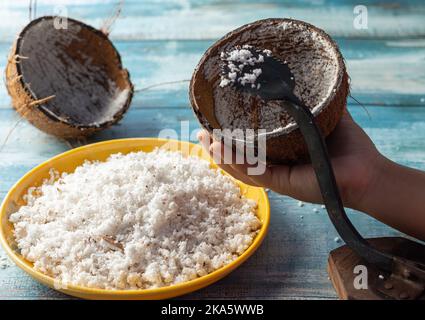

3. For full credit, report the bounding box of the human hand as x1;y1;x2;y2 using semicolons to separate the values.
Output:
197;109;384;208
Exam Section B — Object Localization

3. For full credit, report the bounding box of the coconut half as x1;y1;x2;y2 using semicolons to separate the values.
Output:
190;18;349;164
6;16;133;139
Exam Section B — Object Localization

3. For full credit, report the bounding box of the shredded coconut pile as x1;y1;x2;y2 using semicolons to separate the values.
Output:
9;149;260;290
219;45;271;88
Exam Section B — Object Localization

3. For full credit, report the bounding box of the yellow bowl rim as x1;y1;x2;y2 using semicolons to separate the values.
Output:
0;138;270;298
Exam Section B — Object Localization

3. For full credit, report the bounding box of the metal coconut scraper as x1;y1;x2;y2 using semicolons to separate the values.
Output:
225;46;425;300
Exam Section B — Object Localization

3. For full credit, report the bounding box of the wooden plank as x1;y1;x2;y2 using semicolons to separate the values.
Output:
1;0;424;42
1;0;425;300
0;103;418;299
183;201;401;300
328;237;425;300
2;104;425;194
0;261;70;300
0;190;403;300
0;38;424;110
0;191;403;300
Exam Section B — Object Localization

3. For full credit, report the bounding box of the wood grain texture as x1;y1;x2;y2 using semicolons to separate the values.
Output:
0;186;403;300
1;0;425;300
1;0;424;41
1;38;424;110
2;105;425;191
0;104;417;300
328;237;425;300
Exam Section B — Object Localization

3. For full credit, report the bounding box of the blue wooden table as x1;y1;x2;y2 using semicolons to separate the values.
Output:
0;0;425;299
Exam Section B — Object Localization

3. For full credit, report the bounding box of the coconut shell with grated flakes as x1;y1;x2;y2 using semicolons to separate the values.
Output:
190;18;349;164
5;16;133;139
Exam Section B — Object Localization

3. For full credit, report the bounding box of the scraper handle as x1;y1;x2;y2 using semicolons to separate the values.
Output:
283;95;395;271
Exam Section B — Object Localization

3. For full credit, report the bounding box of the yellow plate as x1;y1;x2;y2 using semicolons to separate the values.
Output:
0;138;270;300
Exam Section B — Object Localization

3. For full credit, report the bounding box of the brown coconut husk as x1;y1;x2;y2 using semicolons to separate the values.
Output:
190;18;349;164
5;16;133;139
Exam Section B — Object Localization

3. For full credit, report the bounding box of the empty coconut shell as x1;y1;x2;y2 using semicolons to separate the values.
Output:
6;16;133;139
190;18;349;164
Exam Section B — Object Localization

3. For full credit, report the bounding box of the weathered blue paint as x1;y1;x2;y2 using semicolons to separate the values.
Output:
1;0;424;42
1;38;424;110
0;0;424;299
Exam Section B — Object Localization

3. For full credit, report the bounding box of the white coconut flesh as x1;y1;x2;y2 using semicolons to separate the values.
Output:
204;20;343;135
16;18;130;127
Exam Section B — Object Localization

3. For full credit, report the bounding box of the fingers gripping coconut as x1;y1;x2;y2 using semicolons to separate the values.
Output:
6;16;133;139
190;18;349;164
191;19;425;300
